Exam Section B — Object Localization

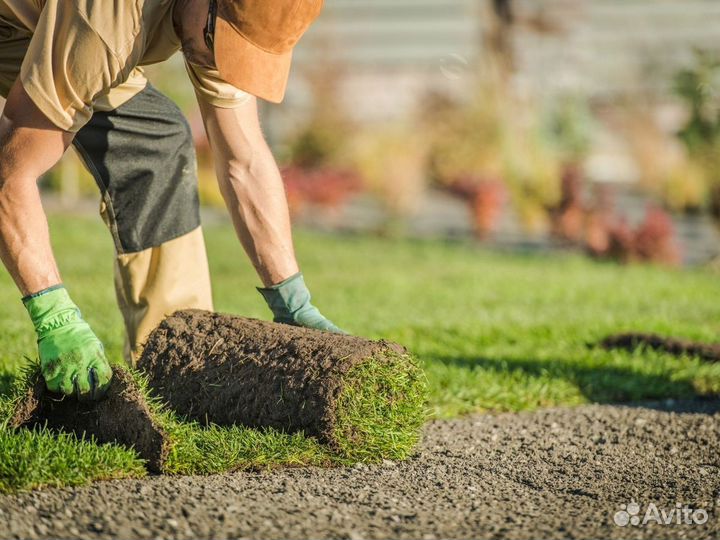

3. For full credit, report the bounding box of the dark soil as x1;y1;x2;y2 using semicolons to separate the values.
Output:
138;310;410;446
601;332;720;362
1;400;718;540
9;368;170;472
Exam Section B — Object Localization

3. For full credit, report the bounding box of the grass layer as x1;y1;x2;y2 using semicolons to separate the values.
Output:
0;371;331;493
332;353;429;462
0;427;145;493
164;351;429;470
0;368;146;492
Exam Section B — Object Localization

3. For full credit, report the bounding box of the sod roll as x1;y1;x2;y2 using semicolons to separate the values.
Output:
137;310;427;461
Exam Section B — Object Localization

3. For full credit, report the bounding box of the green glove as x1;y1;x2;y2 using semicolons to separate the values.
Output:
258;272;345;333
23;285;112;401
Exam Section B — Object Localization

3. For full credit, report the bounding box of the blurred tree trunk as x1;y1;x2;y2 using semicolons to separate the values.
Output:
484;0;515;79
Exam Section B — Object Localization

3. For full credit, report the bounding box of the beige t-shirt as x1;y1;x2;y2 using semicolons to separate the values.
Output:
0;0;250;132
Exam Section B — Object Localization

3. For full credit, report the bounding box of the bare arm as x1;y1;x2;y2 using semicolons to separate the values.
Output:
0;84;113;399
197;96;299;287
0;80;73;296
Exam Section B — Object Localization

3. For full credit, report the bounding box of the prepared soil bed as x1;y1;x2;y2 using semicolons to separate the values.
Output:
601;332;720;362
8;368;169;472
137;310;427;460
1;399;717;540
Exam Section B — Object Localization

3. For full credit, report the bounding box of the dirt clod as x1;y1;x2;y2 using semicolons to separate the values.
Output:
601;332;720;362
9;368;170;472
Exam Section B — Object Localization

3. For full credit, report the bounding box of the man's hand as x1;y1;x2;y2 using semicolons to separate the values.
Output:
258;273;345;333
24;286;112;401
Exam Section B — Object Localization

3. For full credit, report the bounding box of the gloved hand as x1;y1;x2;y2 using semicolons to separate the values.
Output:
23;285;112;401
257;272;345;333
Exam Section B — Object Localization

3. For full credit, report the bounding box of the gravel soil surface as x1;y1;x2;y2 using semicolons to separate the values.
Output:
1;400;718;540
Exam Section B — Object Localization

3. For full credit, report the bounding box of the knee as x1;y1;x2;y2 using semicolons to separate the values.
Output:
163;108;197;185
171;110;195;159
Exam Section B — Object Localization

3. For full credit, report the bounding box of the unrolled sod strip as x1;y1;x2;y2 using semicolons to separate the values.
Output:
9;368;170;472
138;310;427;461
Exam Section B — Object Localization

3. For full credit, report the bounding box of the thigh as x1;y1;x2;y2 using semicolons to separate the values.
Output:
72;84;201;254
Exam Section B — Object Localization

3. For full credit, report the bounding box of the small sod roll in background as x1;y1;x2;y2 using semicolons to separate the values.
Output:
137;310;428;461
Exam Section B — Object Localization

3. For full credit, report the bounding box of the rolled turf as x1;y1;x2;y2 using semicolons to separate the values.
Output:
138;310;428;461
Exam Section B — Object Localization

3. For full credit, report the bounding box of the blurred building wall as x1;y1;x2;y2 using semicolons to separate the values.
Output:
511;0;720;100
264;0;485;143
274;0;720;125
141;1;720;146
259;0;720;186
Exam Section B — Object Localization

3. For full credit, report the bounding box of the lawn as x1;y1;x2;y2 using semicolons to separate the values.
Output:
1;212;719;492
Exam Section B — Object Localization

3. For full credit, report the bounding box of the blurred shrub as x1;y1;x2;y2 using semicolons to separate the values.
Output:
447;178;507;239
423;80;580;237
634;207;681;265
586;206;680;266
675;50;720;155
502;115;563;233
662;159;709;213
620;105;708;213
422;87;509;237
541;95;594;166
585;208;612;259
547;165;585;243
674;50;720;222
616;52;720;216
281;165;361;217
617;105;682;195
285;113;350;171
631;51;720;219
278;65;363;218
196;161;225;208
540;96;595;241
349;124;429;231
425;88;506;187
601;218;636;265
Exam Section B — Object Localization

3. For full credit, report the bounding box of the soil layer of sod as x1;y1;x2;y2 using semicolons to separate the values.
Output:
9;368;170;472
138;310;427;460
1;399;717;540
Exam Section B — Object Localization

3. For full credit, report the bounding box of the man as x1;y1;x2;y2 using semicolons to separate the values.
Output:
0;0;341;401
